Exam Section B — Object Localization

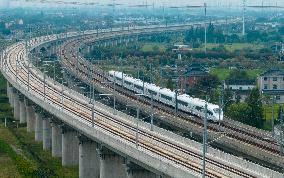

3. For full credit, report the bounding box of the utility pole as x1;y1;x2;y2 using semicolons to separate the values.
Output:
242;0;246;36
219;83;224;123
28;61;30;91
136;106;140;148
280;107;283;157
43;71;46;101
150;93;154;131
61;79;64;111
272;96;275;137
202;96;208;178
113;73;116;115
16;58;18;83
175;89;178;114
204;3;207;54
92;83;95;127
89;65;93;103
53;60;56;85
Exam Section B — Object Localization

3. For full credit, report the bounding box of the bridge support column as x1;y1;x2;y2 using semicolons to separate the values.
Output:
42;117;51;151
78;135;100;178
98;147;127;178
35;111;43;141
13;92;20;121
7;82;13;106
26;104;36;132
126;162;158;178
19;98;26;124
51;121;62;157
62;126;79;166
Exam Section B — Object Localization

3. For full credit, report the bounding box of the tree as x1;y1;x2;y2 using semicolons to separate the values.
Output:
245;88;264;128
227;102;252;124
223;88;233;112
166;79;174;90
195;74;220;96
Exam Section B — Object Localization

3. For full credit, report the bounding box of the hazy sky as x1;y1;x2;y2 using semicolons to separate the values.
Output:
1;0;284;8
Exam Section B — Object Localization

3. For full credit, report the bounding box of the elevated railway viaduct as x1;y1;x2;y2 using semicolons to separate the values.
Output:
1;24;282;178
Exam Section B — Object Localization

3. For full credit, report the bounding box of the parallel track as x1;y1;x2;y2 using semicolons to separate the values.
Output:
3;39;263;177
59;33;282;158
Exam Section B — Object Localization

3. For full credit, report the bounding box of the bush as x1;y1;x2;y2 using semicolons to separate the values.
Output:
0;140;35;178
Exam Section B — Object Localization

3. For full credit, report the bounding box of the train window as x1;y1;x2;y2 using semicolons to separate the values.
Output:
125;81;131;85
161;94;172;101
195;106;204;111
134;84;143;90
148;90;157;96
177;100;188;106
213;108;220;113
116;77;122;81
207;111;213;115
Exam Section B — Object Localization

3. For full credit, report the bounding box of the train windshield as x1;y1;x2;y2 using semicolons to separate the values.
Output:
213;108;220;114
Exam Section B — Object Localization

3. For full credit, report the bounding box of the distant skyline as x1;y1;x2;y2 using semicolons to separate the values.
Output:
1;0;284;9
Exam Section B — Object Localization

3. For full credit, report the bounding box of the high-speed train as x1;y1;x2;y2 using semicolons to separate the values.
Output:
108;70;223;121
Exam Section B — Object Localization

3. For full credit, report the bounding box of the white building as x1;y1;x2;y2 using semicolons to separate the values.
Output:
224;79;256;102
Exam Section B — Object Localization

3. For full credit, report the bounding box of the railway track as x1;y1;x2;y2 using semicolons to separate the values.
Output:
2;39;269;177
57;29;282;163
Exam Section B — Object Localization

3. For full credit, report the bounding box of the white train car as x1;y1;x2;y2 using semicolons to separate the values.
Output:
144;83;160;101
132;79;144;94
108;70;223;121
159;88;175;106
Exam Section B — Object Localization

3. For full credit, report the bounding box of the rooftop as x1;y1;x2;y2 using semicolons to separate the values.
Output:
260;68;284;77
225;79;256;85
184;63;208;76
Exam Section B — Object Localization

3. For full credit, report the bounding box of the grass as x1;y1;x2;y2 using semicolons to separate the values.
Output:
262;104;283;131
204;43;265;52
210;68;262;81
0;153;21;178
0;123;21;178
210;68;231;81
140;43;167;53
0;73;78;178
12;127;79;178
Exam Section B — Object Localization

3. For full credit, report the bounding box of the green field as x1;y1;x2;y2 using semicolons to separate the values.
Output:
0;124;21;178
0;73;78;178
262;104;283;130
210;68;262;81
141;43;167;53
200;43;265;52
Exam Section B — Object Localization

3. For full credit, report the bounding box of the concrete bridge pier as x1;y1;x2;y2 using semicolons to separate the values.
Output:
42;116;51;151
25;98;35;132
98;147;127;178
13;91;20;121
19;96;26;124
26;102;36;132
78;135;100;178
35;110;43;141
51;120;62;157
7;82;13;106
126;162;158;178
61;125;79;166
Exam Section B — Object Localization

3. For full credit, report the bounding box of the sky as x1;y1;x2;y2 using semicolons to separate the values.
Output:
1;0;284;9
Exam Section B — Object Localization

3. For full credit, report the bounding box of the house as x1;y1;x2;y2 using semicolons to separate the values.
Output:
179;63;209;93
224;79;256;102
258;68;284;103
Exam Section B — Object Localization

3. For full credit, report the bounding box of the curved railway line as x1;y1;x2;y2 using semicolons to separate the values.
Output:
55;27;283;168
1;35;273;177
